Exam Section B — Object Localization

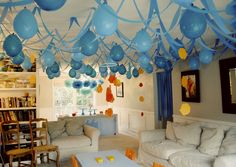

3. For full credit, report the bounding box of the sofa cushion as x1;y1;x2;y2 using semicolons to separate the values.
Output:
166;121;176;141
219;127;236;155
66;118;84;136
198;127;224;156
172;122;201;146
51;135;91;149
48;120;66;140
169;150;215;167
142;140;195;160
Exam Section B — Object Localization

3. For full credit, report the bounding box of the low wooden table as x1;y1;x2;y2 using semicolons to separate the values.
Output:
75;150;140;167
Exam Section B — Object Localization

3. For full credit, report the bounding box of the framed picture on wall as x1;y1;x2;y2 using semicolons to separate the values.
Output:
116;82;124;97
181;70;200;102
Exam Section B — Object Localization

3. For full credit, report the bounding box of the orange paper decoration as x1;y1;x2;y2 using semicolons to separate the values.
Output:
139;96;144;102
97;84;103;93
125;148;136;160
153;162;164;167
105;108;113;117
138;68;144;74
108;75;116;83
106;86;114;103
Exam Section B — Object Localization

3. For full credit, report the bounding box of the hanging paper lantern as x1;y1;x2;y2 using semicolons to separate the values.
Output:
83;81;91;87
80;30;98;56
70;59;82;70
73;81;83;89
97;84;103;93
90;81;97;89
72;52;85;61
12;52;25;65
3;34;22;57
34;0;66;11
118;64;126;75
188;56;200;70
132;68;139;78
133;29;152;52
139;96;144;102
199;49;213;64
41;49;55;67
21;56;32;70
110;44;125;62
93;4;118;36
69;68;77;78
13;8;38;39
178;48;188;60
179;103;191;116
154;56;166;69
138;54;151;68
99;66;107;73
180;9;207;39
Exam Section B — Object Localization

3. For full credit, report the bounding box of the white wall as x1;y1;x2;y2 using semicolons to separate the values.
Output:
172;49;236;122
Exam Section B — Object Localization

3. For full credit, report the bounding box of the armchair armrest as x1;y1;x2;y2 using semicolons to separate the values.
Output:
139;129;165;144
84;124;100;147
214;154;236;167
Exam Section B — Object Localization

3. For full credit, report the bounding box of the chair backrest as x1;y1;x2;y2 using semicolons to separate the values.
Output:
29;118;48;148
1;120;21;151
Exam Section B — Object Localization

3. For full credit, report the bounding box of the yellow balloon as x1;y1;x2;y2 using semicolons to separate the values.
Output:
114;79;121;87
179;103;191;116
178;48;187;60
97;84;103;93
181;76;188;89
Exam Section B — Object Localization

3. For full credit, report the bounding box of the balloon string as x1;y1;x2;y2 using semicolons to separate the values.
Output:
116;0;125;13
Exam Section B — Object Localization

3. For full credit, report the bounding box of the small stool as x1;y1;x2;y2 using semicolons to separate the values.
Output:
125;148;136;160
153;162;164;167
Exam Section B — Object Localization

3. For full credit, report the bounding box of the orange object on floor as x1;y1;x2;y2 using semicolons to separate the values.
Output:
71;155;80;167
105;108;113;117
153;162;164;167
125;148;136;160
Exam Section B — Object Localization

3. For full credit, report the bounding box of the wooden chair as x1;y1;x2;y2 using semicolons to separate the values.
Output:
1;120;34;167
125;148;136;160
29;118;60;167
71;155;80;167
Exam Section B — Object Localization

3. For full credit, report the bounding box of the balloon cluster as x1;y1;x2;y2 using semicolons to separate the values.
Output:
0;0;235;80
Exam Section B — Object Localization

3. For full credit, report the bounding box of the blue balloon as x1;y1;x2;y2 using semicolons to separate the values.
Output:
83;81;90;87
110;65;119;73
90;81;97;88
73;81;83;89
99;66;107;73
188;56;200;70
12;52;25;65
226;1;236;16
70;59;82;70
118;64;126;75
138;54;151;68
13;8;38;39
90;70;97;78
154;56;166;69
75;73;81;79
48;74;54;80
165;60;173;71
132;68;139;78
54;71;61;77
21;56;32;70
110;44;125;62
101;71;108;78
180;9;207;39
41;49;55;67
133;29;152;52
79;64;86;74
80;30;98;56
199;49;213;64
34;0;66;11
93;4;118;36
144;64;153;74
126;71;132;79
85;65;93;76
69;68;77;78
46;67;53;76
50;62;60;73
3;34;22;57
72;52;85;61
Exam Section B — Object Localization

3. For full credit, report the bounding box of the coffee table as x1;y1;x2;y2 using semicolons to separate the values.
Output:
75;150;140;167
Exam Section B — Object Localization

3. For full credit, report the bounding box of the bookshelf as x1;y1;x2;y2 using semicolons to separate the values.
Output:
0;54;37;163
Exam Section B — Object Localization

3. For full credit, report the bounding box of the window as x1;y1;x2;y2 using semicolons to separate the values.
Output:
54;82;95;118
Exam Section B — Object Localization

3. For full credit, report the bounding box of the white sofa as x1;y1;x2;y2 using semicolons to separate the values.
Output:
47;117;100;161
138;116;236;167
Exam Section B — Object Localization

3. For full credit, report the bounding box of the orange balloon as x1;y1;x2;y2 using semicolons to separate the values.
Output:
139;96;144;102
138;68;144;74
114;79;121;87
106;86;114;103
178;48;187;60
108;75;116;83
105;108;113;117
96;84;103;93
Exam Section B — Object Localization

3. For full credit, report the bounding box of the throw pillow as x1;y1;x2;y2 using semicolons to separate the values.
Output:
198;127;224;156
166;121;176;141
172;122;202;146
66;118;84;136
48;120;66;140
218;127;236;155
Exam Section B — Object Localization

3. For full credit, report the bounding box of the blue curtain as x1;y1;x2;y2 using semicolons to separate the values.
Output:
156;70;173;128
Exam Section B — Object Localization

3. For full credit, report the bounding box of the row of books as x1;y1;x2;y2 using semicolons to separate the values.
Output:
0;96;36;108
0;110;36;122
